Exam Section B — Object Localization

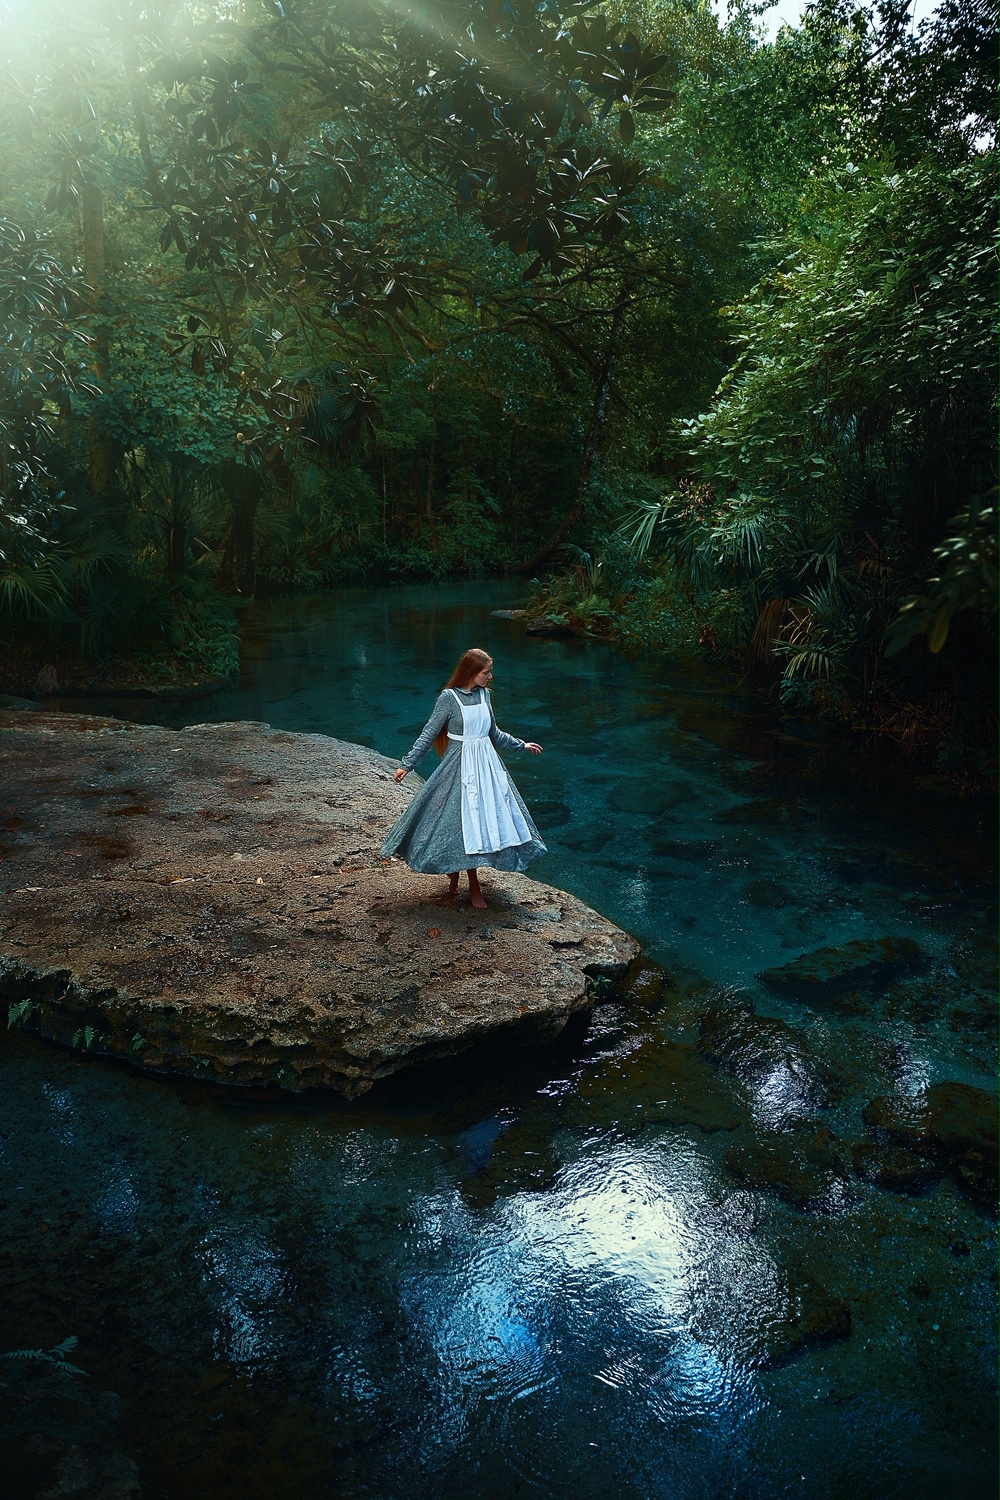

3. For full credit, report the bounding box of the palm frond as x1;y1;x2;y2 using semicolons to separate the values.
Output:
783;647;833;679
0;561;69;624
619;497;666;558
62;528;132;581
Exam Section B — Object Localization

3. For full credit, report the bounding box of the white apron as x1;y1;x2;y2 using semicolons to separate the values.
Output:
447;688;532;856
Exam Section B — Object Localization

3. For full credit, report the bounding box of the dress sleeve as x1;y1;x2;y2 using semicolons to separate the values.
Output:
487;692;525;753
401;691;452;770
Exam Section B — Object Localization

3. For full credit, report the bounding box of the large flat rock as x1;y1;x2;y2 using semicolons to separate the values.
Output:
0;710;637;1096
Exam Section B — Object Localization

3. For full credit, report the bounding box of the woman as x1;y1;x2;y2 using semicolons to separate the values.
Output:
382;648;545;908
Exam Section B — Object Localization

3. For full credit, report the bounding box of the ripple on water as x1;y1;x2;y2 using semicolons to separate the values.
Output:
400;1142;786;1493
1;582;995;1499
200;1226;289;1367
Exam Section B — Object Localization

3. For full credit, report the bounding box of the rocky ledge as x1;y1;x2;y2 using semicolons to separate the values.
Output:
0;710;637;1096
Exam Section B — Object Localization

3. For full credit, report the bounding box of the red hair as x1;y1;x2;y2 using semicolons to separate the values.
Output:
434;648;492;756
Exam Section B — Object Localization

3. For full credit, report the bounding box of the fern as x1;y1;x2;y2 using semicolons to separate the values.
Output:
3;1336;87;1378
7;998;36;1030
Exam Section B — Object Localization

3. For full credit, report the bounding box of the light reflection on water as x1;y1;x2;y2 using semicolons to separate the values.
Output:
401;1144;775;1495
95;1172;141;1234
749;1061;817;1131
2;580;996;1498
202;1228;288;1367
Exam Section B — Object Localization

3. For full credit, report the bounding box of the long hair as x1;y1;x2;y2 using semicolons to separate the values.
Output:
434;648;492;756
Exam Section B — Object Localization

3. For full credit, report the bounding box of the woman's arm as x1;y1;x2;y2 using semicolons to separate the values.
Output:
400;691;452;770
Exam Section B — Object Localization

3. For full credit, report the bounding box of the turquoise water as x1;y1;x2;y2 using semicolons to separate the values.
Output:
3;581;996;1498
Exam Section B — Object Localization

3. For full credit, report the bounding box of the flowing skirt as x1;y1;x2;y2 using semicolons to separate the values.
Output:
381;742;547;874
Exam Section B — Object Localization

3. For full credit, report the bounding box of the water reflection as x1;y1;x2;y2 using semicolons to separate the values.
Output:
202;1228;287;1366
95;1171;141;1233
2;582;996;1498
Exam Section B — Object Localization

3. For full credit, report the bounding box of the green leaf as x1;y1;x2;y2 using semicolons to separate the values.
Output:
927;609;950;654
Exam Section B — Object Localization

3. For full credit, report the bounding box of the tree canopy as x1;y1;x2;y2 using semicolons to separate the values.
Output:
0;0;995;770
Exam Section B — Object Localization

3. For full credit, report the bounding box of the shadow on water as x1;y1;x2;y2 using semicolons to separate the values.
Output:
6;581;997;1500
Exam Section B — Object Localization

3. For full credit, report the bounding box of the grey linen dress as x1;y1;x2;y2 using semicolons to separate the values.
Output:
380;687;547;874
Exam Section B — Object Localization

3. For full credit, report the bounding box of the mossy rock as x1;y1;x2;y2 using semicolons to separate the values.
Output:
851;1141;944;1195
617;958;668;1009
725;1123;849;1210
576;1036;746;1134
752;1268;852;1367
525;617;579;638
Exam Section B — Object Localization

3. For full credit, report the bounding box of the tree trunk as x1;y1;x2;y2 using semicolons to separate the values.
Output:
165;521;186;577
508;425;518;551
220;496;258;598
81;182;116;496
425;439;438;551
381;456;388;546
512;287;628;576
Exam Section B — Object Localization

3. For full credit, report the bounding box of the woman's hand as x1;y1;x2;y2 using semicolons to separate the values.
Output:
524;742;543;754
394;767;408;783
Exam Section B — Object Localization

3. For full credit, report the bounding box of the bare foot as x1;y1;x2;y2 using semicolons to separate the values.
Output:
448;873;459;899
467;871;487;909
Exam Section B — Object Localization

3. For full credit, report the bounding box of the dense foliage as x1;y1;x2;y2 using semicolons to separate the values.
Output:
531;0;998;776
0;0;676;678
0;0;995;772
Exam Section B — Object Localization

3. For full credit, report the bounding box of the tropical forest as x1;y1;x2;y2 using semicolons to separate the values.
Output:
1;0;995;773
0;3;997;1498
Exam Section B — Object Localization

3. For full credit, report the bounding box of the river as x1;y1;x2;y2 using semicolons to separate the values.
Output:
2;580;996;1498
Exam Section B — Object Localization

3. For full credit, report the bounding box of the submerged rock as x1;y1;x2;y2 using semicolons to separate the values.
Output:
758;936;925;999
0;1357;141;1500
0;709;637;1097
454;1116;560;1209
724;1123;849;1210
528;798;572;828
697;999;841;1110
743;879;790;909
851;1141;944;1195
713;798;791;826
576;1035;746;1133
949;1005;999;1036
862;1091;933;1149
927;1081;999;1212
651;837;718;862
862;1081;998;1211
617;957;668;1009
752;1268;852;1368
